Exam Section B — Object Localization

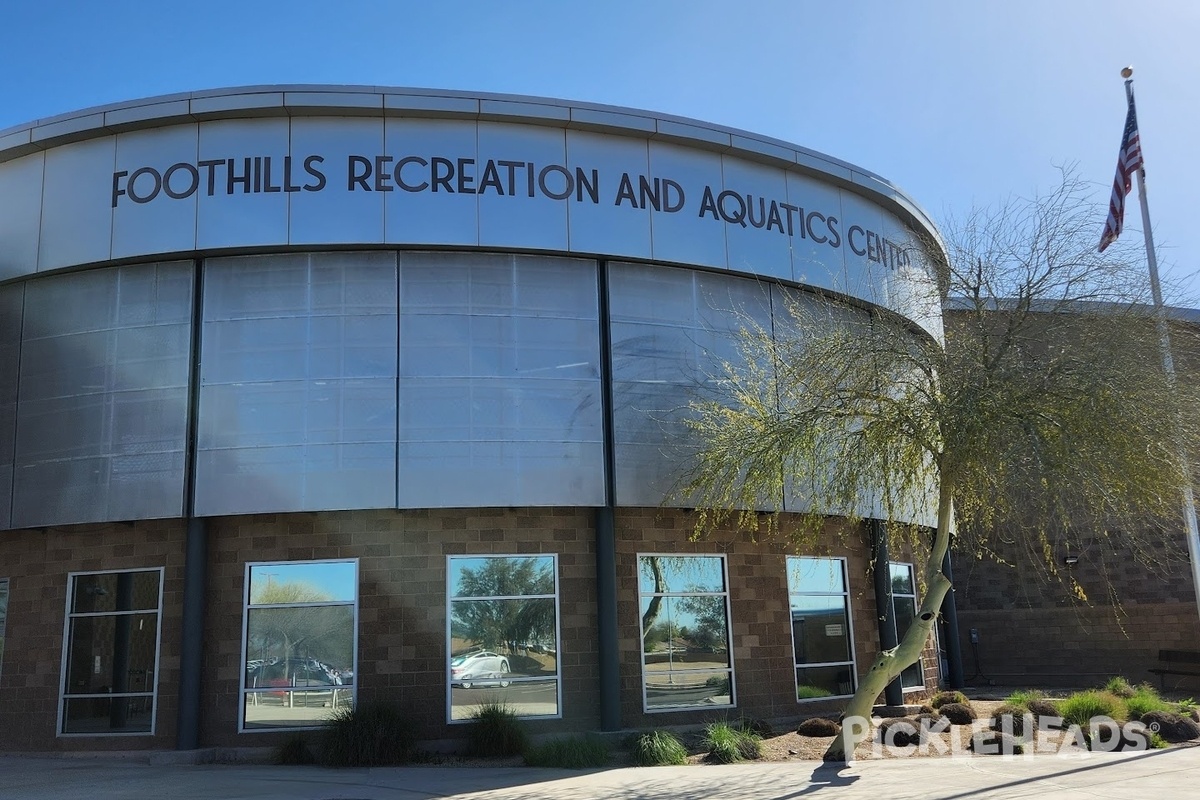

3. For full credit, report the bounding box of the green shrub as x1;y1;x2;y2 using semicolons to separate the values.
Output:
797;684;833;700
1058;690;1128;727
467;703;529;758
319;701;416;767
1125;684;1171;718
524;736;611;769
1149;732;1170;749
1103;676;1136;698
703;721;762;763
1177;697;1197;716
274;732;316;765
929;690;969;709
629;730;688;766
1004;689;1044;708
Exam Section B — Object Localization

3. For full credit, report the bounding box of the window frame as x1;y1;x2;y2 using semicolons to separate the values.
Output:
786;555;858;703
238;558;360;733
636;553;736;714
56;567;165;738
890;561;926;691
445;553;563;724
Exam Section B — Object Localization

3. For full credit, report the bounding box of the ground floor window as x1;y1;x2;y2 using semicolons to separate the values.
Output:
241;560;358;731
447;554;561;721
638;554;734;712
891;562;925;690
58;569;163;735
787;556;857;701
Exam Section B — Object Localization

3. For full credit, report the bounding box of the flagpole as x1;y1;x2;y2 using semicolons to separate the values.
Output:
1122;67;1200;620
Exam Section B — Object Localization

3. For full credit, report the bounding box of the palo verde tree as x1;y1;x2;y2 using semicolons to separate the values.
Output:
681;170;1200;761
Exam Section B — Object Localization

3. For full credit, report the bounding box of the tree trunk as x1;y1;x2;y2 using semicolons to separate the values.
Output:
822;478;955;762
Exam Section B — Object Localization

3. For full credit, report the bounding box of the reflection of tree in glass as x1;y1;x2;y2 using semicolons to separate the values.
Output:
676;595;726;651
247;581;352;683
451;558;554;654
639;557;727;652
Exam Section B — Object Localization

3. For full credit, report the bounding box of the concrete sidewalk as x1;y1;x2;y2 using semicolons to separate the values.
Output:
2;747;1198;800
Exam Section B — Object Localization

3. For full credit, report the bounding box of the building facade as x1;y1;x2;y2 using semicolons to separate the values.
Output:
0;86;946;752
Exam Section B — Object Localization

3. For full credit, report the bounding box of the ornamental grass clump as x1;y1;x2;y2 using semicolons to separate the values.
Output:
1058;690;1127;728
629;730;688;766
319;701;417;767
703;720;762;764
1125;684;1172;718
467;702;529;758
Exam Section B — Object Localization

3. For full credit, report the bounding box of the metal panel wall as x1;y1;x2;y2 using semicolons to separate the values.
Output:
608;262;774;507
0;153;44;281
195;251;398;516
196;119;290;249
11;262;193;527
0;284;22;527
398;252;603;507
565;131;652;259
38;137;116;272
384;119;480;246
476;123;569;251
289;118;385;245
112;125;199;259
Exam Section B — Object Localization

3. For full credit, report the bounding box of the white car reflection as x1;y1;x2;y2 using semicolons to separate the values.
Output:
450;651;511;688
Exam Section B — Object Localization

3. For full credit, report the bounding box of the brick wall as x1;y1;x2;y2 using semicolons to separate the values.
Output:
0;520;186;752
954;528;1200;687
0;507;943;752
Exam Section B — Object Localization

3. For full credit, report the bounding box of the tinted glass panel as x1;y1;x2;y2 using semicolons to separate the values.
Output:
61;696;154;735
644;669;732;711
448;556;555;598
790;596;852;665
796;665;855;700
70;570;161;614
450;677;558;721
244;606;355;689
64;614;159;695
248;562;358;605
243;688;353;730
788;557;846;594
637;555;726;594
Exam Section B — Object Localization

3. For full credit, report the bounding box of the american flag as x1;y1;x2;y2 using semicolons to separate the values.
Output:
1098;94;1143;252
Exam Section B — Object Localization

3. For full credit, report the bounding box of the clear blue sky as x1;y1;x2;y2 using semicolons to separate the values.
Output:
2;0;1196;300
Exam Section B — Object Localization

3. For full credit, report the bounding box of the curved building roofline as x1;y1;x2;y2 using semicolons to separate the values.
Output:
0;84;944;252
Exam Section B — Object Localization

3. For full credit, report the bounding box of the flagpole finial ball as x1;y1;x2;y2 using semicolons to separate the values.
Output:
1121;66;1133;79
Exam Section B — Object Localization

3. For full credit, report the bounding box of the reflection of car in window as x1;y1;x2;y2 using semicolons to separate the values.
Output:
449;650;511;688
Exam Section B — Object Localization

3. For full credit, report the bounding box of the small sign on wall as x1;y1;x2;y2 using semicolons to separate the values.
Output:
825;624;844;637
